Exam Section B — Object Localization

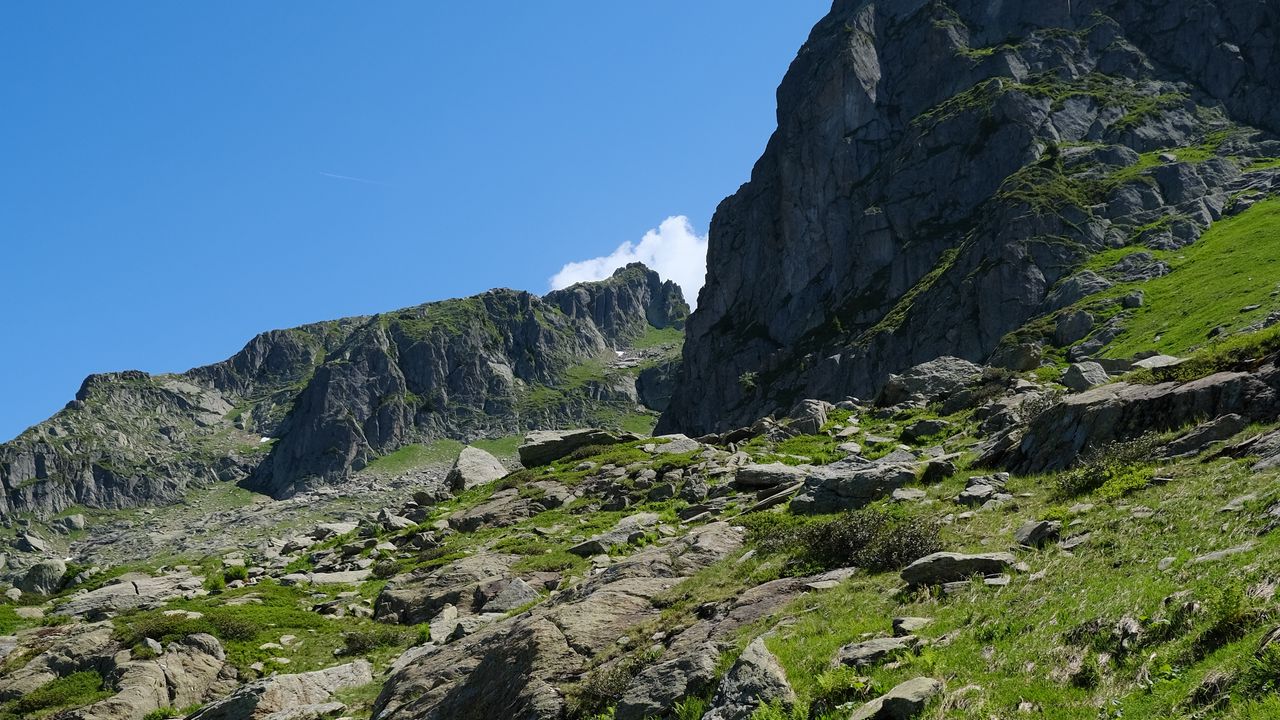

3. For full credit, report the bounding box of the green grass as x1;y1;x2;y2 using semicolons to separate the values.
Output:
1101;198;1280;358
471;434;524;460
362;439;464;475
630;325;684;350
1245;158;1280;172
4;670;113;718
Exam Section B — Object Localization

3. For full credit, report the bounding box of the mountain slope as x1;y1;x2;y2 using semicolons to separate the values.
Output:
659;0;1280;435
0;264;687;515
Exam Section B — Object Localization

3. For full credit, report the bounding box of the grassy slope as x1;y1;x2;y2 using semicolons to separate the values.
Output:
1098;198;1280;358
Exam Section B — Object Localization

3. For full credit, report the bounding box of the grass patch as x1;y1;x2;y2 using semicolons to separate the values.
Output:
1102;198;1280;358
7;670;112;717
363;439;464;475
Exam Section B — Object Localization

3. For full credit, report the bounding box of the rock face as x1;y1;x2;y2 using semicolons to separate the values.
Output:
0;264;686;516
659;0;1280;435
188;660;373;720
1000;366;1280;473
703;636;796;720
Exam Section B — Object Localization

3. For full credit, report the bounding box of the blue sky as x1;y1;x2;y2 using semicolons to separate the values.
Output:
0;1;830;440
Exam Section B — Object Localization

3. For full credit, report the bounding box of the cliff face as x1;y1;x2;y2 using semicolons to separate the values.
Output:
659;0;1280;435
0;265;688;514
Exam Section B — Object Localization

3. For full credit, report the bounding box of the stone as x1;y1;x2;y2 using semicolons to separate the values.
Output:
901;552;1017;587
787;399;832;435
1162;413;1249;457
791;461;918;514
893;617;932;637
901;419;951;442
836;635;918;667
1013;520;1063;548
188;660;373;720
1054;310;1095;347
892;488;927;503
18;559;65;595
735;463;808;490
518;429;628;467
1061;362;1109;392
446;447;508;491
849;677;944;720
703;636;796;720
877;357;983;407
479;577;540;614
615;643;720;720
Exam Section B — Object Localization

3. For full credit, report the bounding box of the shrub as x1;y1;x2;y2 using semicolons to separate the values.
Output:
223;565;249;583
13;670;111;715
566;649;660;719
797;509;942;573
340;626;409;656
204;573;226;593
372;560;401;579
207;611;259;641
743;509;941;574
1055;434;1162;498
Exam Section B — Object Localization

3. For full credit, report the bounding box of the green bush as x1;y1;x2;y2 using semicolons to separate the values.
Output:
743;509;941;574
340;626;410;656
1055;434;1162;498
204;573;226;593
223;565;249;583
13;670;112;715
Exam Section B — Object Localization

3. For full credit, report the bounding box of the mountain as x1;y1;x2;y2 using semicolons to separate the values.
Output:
9;3;1280;720
0;263;687;516
659;0;1280;435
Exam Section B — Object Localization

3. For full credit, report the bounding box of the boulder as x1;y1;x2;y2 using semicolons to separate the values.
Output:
849;677;944;720
901;552;1017;587
478;577;540;614
703;636;796;720
1061;362;1109;392
790;461;918;514
446;447;508;491
70;634;229;720
614;643;720;720
1013;520;1062;548
787;399;832;435
901;419;951;442
189;660;373;720
1053;311;1095;347
517;429;628;467
1162;413;1248;457
735;463;808;490
877;357;983;407
18;559;65;595
567;513;660;557
835;635;918;667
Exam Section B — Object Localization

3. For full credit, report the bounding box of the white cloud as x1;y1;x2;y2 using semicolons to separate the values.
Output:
550;216;708;307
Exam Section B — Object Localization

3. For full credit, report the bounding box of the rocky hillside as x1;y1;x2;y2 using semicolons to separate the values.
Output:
0;263;687;515
660;0;1280;435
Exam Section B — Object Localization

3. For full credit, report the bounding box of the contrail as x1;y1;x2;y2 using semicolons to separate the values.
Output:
319;171;390;186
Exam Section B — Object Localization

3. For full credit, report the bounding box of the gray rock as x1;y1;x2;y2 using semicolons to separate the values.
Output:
835;635;918;667
1054;311;1095;347
791;461;918;514
901;552;1017;588
188;660;373;720
787;399;832;435
1162;413;1248;457
446;447;508;491
892;617;932;637
703;636;796;720
735;463;808;490
849;677;944;720
478;577;540;614
1061;362;1109;392
1013;520;1062;548
18;559;65;595
614;643;719;720
901;419;951;442
518;429;629;468
877;357;983;408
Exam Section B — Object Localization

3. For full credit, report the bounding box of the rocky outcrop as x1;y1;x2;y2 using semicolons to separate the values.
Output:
1000;365;1280;473
188;660;373;720
249;266;685;497
446;447;508;491
660;0;1280;435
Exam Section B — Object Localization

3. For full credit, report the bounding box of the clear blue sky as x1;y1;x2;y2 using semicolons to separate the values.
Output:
0;1;830;441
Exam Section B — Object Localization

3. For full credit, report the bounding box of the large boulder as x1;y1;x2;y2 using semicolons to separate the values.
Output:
1000;365;1280;473
18;559;65;595
1061;362;1109;392
877;358;983;408
900;552;1017;588
517;429;629;467
70;634;230;720
614;643;720;720
790;461;918;514
848;677;944;720
446;447;508;491
188;660;373;720
735;463;809;490
702;637;796;720
1162;413;1249;457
